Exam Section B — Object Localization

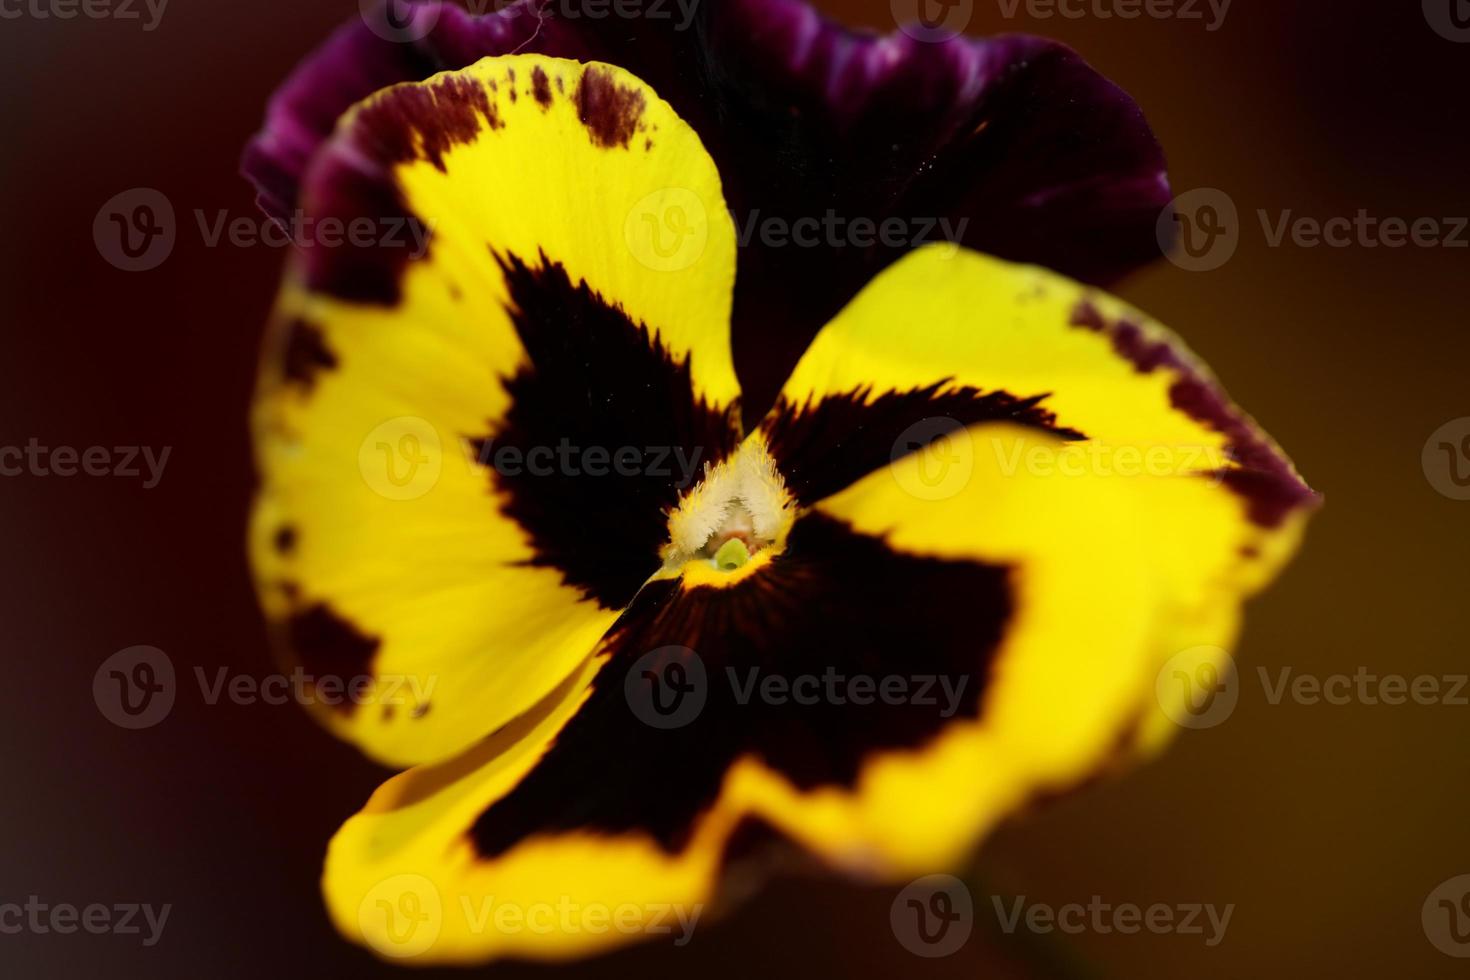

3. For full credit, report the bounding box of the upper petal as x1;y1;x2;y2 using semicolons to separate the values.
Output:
251;55;740;767
243;0;1172;415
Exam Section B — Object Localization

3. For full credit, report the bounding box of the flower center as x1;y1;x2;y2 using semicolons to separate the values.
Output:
661;437;794;575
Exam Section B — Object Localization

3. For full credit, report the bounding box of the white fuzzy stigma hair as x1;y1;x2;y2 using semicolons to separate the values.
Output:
663;437;793;564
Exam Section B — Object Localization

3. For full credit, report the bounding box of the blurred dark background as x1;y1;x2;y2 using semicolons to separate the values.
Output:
1;0;1466;976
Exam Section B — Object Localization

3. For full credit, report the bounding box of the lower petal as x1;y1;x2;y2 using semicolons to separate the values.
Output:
321;423;1239;962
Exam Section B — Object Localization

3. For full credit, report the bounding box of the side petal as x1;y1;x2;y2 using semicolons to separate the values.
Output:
251;55;740;767
765;244;1317;533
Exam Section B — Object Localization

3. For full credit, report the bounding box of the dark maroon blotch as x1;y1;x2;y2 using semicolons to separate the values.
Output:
283;603;381;716
473;251;738;610
531;65;552;108
471;513;1013;857
1069;300;1318;527
764;383;1084;507
280;319;337;391
575;67;646;149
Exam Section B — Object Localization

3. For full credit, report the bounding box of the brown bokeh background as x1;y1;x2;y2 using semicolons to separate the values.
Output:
2;0;1466;976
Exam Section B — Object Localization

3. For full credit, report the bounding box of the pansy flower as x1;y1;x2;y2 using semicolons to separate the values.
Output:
245;0;1316;964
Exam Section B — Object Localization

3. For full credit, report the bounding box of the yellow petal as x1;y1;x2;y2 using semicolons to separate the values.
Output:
251;55;740;767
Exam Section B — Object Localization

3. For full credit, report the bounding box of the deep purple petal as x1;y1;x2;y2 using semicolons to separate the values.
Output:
243;0;1172;416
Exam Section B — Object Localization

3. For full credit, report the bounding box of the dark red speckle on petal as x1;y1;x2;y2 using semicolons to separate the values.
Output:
355;73;496;171
531;65;553;109
1069;300;1317;527
284;603;381;716
576;67;646;149
280;318;337;391
1070;300;1108;332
